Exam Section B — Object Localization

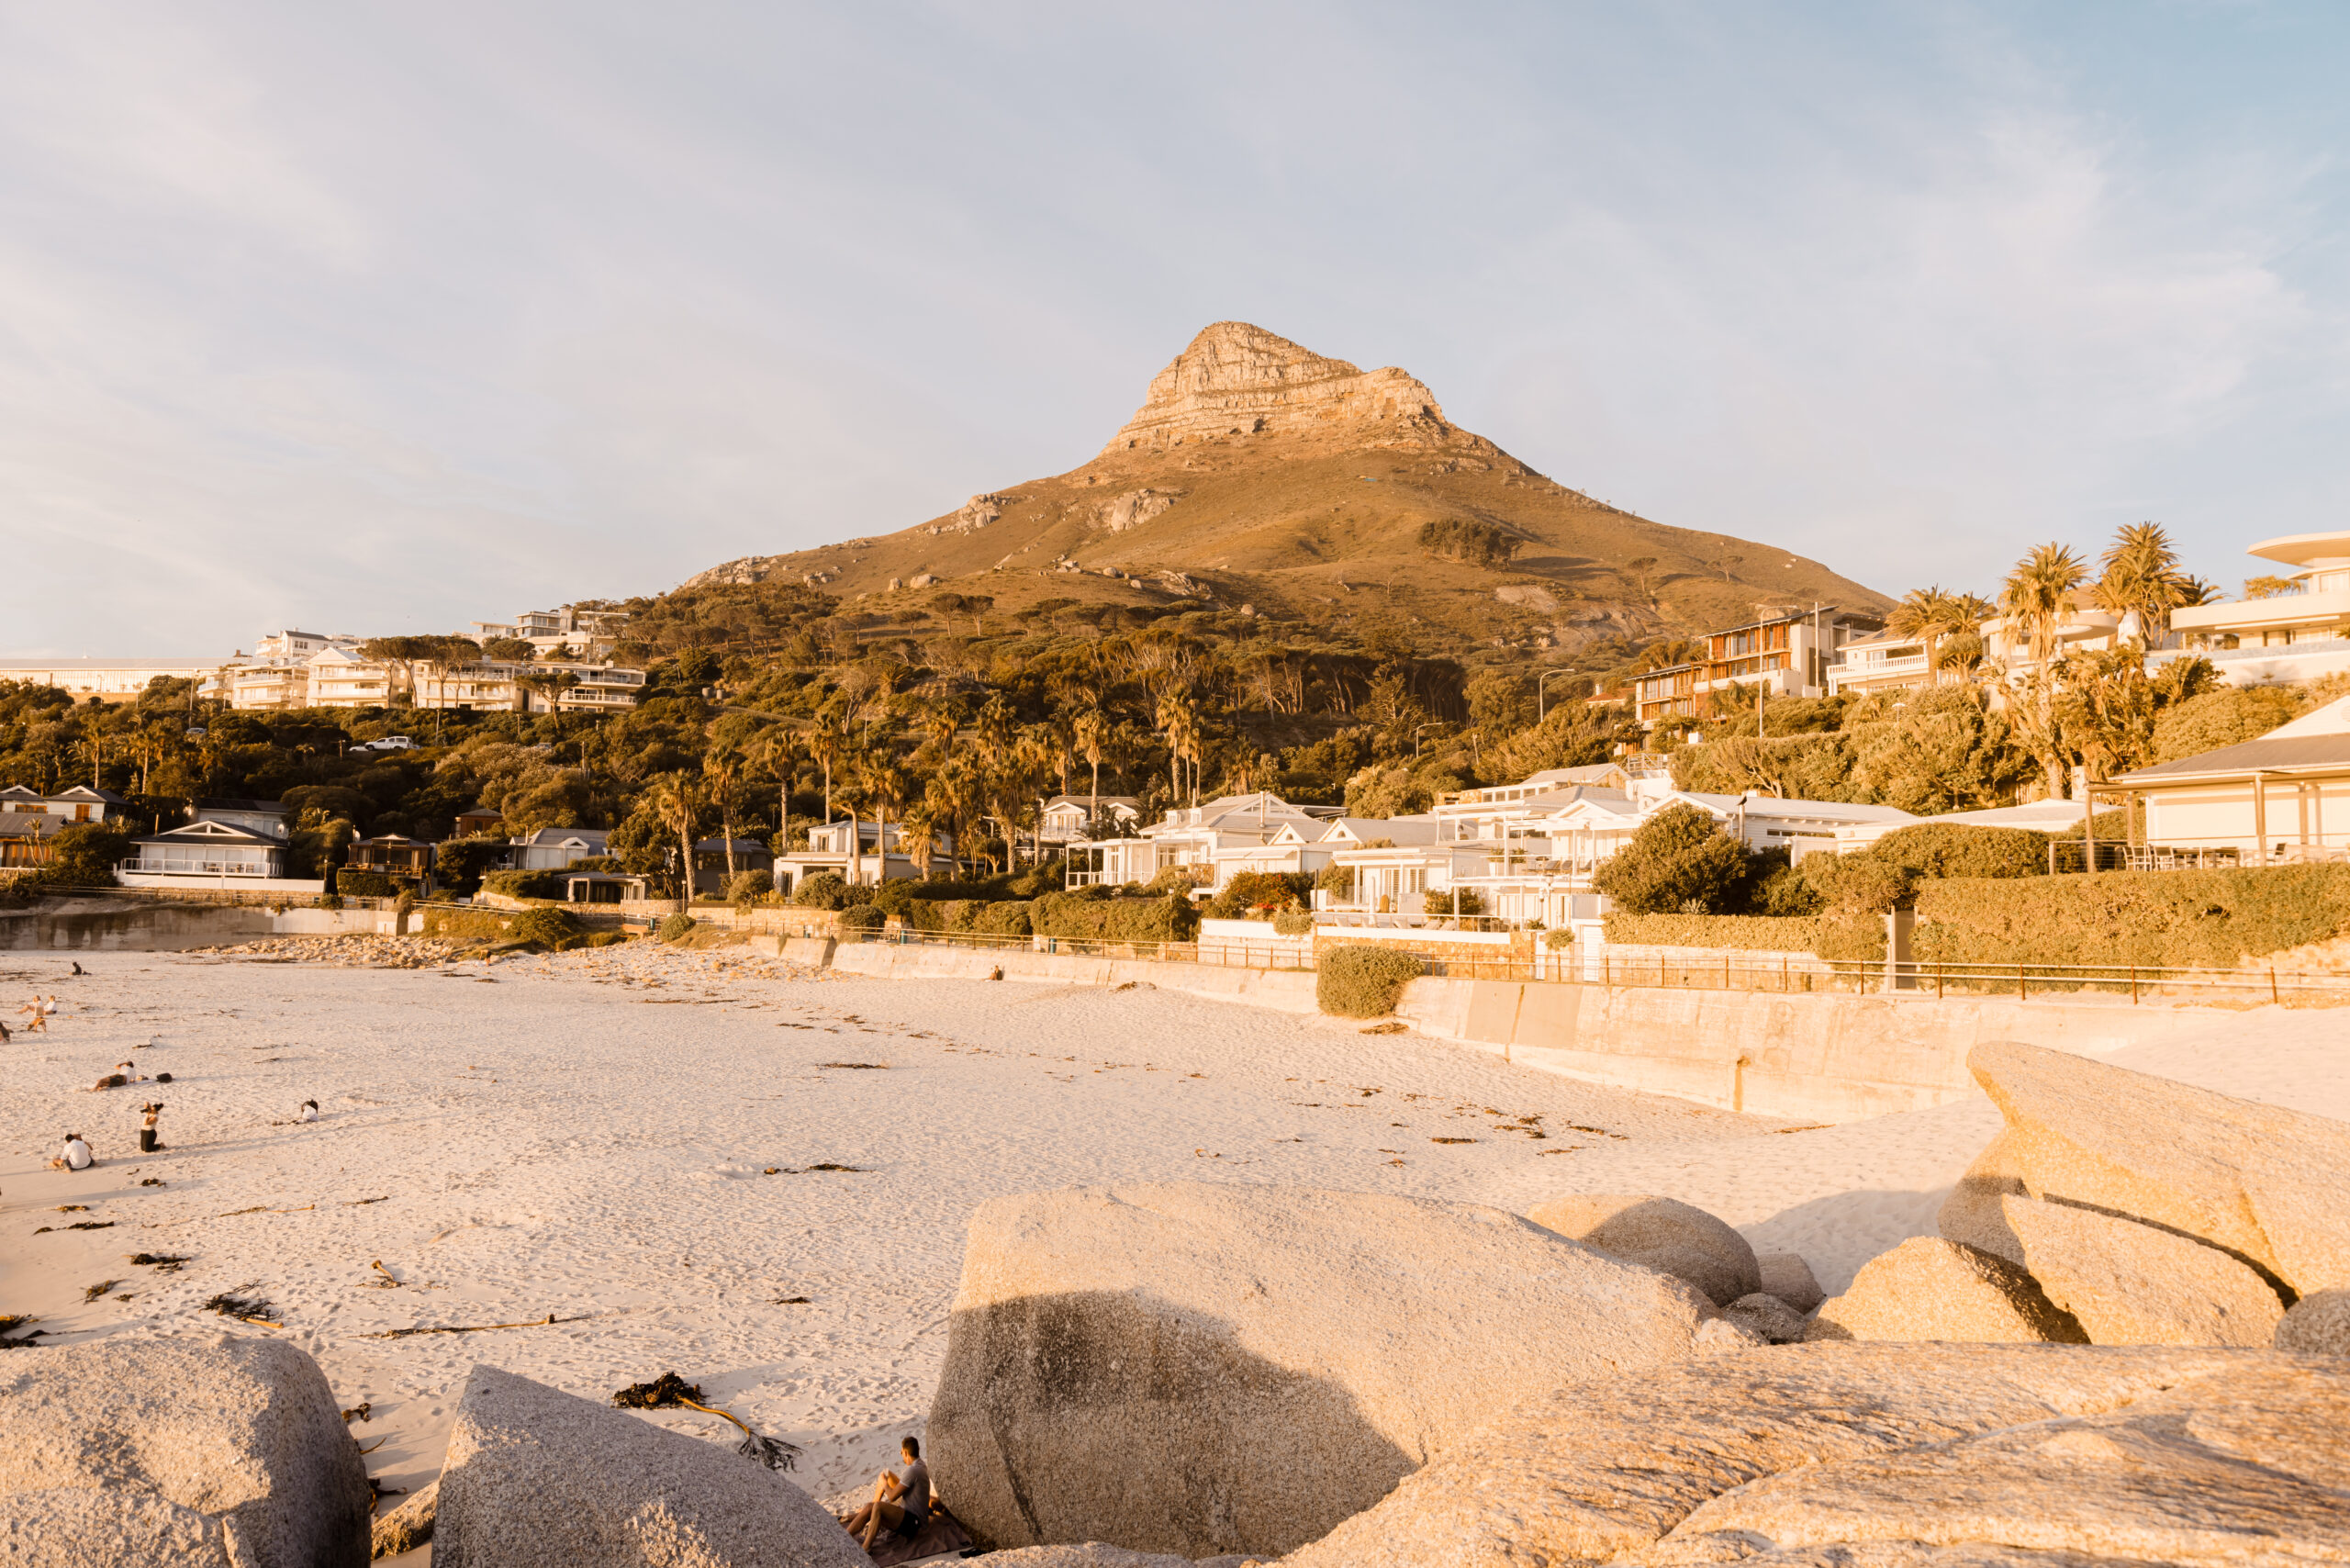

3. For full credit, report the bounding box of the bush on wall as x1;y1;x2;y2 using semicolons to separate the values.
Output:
1031;890;1198;944
336;869;399;898
1315;945;1425;1018
1600;913;1823;952
1915;865;2350;969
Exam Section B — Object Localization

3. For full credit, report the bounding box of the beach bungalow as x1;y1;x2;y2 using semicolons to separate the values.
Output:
2106;695;2350;865
118;819;321;891
506;827;610;871
0;784;130;823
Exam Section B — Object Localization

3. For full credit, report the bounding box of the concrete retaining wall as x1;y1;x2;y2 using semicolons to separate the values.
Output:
2;900;396;951
827;940;1323;1013
1395;978;2218;1121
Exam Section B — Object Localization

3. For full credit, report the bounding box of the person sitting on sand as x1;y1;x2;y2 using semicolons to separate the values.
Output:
297;1100;319;1123
839;1437;930;1551
115;1060;142;1083
139;1103;163;1154
0;1020;10;1043
50;1134;93;1171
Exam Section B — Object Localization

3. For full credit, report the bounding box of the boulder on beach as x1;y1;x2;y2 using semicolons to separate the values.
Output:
0;1333;370;1568
1282;1344;2350;1567
1754;1250;1823;1313
2277;1289;2350;1355
1968;1038;2350;1295
1523;1193;1761;1305
1934;1126;2029;1258
1996;1193;2285;1347
1720;1292;1809;1344
433;1365;865;1568
1807;1237;2086;1345
981;1549;1260;1568
0;1488;231;1568
927;1182;1715;1560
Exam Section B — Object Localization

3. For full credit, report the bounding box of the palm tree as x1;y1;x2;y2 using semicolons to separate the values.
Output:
1887;588;1962;687
808;711;849;823
922;701;960;767
2000;543;2090;799
2096;522;2189;648
857;754;909;883
646;773;702;912
752;730;795;845
1155;689;1196;802
1071;707;1107;834
702;747;742;888
899;801;939;879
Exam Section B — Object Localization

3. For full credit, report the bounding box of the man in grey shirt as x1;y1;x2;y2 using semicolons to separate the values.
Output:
842;1436;930;1551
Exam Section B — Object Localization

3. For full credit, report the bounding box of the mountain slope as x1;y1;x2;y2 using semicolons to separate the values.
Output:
682;322;1887;660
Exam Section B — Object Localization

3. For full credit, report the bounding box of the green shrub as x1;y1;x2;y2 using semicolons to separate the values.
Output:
1142;865;1208;896
657;913;697;943
1272;909;1315;937
974;900;1033;936
1744;858;1823;916
505;906;585;949
1799;853;1912;915
1870;823;2050;879
420;907;509;942
1313;862;1354;898
1031;890;1198;944
1591;801;1750;914
431;835;507;895
1422;887;1485;917
1813;913;1888;964
1316;945;1426;1017
2055;810;2131;842
336;869;399;898
1543;927;1574;950
1207;870;1311;920
729;869;774;904
1914;866;2350;969
792;872;849;910
484;868;566;900
1600;913;1824;952
838;905;886;940
39;821;134;889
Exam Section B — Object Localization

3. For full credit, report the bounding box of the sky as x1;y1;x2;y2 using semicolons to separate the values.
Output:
4;1;2347;657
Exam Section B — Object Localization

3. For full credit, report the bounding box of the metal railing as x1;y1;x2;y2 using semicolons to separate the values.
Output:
867;925;2350;1005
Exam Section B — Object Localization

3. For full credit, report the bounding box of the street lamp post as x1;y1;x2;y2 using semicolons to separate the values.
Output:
1537;669;1574;722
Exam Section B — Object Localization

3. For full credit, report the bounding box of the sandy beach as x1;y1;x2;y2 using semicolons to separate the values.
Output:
4;940;2344;1536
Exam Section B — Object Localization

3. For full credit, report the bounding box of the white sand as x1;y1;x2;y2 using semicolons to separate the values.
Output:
4;942;2342;1525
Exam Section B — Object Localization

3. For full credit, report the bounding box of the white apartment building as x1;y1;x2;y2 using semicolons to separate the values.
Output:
2165;529;2350;688
471;604;632;659
1063;792;1342;890
230;644;645;712
0;657;227;701
1632;608;1884;725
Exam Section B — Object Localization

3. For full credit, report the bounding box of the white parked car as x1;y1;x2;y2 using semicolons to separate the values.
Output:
356;735;416;753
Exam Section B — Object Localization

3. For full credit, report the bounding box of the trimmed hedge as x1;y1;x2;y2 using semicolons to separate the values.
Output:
1866;823;2048;879
1915;865;2350;969
838;905;886;940
1030;890;1199;945
336;869;399;898
1272;909;1315;937
1316;946;1425;1018
657;913;697;942
1601;913;1823;952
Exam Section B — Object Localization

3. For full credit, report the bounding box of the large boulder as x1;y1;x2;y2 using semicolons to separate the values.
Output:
1993;1193;2285;1347
1935;1126;2029;1257
0;1334;370;1567
927;1182;1715;1560
1523;1193;1761;1305
1284;1344;2348;1567
0;1489;230;1568
1807;1237;2086;1345
1968;1038;2350;1294
1754;1250;1823;1313
434;1365;866;1568
982;1551;1259;1568
2277;1289;2350;1354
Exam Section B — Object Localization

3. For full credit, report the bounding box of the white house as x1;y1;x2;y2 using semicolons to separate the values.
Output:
0;658;227;701
507;827;611;871
1065;792;1339;890
774;818;954;892
2165;528;2350;688
1038;794;1143;844
118;817;321;891
2108;694;2350;864
0;784;130;823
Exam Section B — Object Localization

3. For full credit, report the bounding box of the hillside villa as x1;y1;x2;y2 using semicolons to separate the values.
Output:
2165;529;2350;688
1633;606;1884;724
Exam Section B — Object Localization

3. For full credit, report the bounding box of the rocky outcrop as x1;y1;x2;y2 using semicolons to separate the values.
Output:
982;1549;1259;1568
926;1182;1714;1560
1524;1193;1761;1305
1994;1193;2285;1347
930;494;1008;535
1094;488;1181;532
1807;1237;2087;1344
1282;1344;2344;1568
433;1365;864;1568
0;1334;371;1567
1968;1037;2350;1294
1756;1250;1825;1312
1101;323;1451;454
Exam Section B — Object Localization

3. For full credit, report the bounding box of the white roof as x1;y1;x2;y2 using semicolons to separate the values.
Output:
2267;694;2350;739
1674;790;1918;825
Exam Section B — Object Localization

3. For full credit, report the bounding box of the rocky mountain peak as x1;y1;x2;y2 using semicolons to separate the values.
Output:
1100;320;1450;455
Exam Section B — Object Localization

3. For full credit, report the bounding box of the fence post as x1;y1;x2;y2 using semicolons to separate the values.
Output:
2130;966;2138;1004
2270;968;2280;1006
2018;965;2027;1002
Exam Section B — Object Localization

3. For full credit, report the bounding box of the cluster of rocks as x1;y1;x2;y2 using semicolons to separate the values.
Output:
927;1039;2349;1565
198;935;470;969
6;1040;2343;1565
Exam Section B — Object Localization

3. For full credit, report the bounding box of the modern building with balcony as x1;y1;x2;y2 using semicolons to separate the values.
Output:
1631;607;1884;725
2166;530;2350;688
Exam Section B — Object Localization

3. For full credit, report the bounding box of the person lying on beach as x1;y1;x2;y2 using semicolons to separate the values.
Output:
114;1061;142;1083
839;1437;930;1551
50;1135;93;1171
